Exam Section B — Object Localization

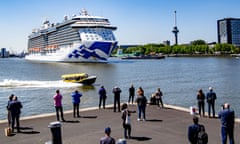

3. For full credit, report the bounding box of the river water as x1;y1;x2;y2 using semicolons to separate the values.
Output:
0;57;239;120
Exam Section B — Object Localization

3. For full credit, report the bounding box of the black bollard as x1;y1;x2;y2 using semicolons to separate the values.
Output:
48;121;62;144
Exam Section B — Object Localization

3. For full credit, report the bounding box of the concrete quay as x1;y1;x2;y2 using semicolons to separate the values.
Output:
0;104;239;144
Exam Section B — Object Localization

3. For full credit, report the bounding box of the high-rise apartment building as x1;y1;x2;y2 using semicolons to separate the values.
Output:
217;18;240;47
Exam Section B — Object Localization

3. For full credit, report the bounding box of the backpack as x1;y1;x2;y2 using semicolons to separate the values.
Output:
197;125;208;144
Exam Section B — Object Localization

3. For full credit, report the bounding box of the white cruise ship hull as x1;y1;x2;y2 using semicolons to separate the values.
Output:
27;9;118;63
25;41;117;63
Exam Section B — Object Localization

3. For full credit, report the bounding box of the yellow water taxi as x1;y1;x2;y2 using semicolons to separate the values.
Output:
61;73;96;85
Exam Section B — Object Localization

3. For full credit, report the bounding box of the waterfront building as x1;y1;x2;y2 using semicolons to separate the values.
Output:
163;40;170;46
0;48;9;58
217;18;240;47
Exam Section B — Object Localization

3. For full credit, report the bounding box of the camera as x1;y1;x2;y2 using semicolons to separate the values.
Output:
221;104;225;110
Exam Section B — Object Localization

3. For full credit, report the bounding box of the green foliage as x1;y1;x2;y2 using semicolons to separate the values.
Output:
118;41;239;55
191;39;207;45
213;43;237;53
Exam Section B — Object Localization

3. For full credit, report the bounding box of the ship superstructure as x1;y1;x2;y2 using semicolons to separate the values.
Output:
25;9;117;62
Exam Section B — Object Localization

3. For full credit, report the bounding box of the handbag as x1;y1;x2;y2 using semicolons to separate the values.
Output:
125;112;131;125
5;127;12;136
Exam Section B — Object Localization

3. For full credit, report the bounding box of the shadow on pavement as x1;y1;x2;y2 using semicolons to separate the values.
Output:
19;127;33;130
131;136;152;141
80;115;97;119
63;120;80;123
146;119;163;122
19;131;40;134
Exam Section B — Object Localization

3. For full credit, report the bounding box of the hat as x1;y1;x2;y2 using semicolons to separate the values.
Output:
209;87;213;90
104;127;111;134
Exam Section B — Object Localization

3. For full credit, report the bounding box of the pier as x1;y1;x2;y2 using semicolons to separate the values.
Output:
0;104;239;144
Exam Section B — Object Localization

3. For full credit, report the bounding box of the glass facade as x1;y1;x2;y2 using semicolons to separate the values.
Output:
217;18;240;47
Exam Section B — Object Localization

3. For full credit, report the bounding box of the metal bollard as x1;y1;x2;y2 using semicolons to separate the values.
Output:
48;121;62;144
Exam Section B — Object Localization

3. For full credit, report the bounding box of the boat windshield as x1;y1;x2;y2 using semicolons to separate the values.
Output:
63;74;88;80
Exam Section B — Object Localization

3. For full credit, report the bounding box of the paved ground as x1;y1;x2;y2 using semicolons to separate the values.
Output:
0;104;239;144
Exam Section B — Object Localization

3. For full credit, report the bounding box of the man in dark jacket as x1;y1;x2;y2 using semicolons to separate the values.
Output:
128;84;135;104
218;103;235;144
8;96;22;133
71;90;82;118
99;85;107;109
112;86;121;112
206;87;217;118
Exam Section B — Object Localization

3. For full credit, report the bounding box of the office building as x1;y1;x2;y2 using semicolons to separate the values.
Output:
217;18;240;47
0;48;9;58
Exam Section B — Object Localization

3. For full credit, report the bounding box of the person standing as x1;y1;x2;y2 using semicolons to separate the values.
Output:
100;127;115;144
137;87;144;96
128;84;135;104
155;88;164;108
197;89;205;117
71;90;82;118
136;87;147;121
218;103;235;144
53;89;65;122
8;96;22;133
188;116;207;144
121;103;131;139
99;85;107;109
206;87;217;118
112;86;121;112
6;94;14;127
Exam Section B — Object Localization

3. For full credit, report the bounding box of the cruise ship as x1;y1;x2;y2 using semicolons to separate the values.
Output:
25;9;118;62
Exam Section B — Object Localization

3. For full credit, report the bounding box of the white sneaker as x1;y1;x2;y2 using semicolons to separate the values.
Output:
137;118;141;121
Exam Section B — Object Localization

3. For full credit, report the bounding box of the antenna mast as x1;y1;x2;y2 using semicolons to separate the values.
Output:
174;10;177;26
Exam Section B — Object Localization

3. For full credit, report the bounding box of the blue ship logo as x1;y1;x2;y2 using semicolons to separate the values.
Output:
68;42;117;60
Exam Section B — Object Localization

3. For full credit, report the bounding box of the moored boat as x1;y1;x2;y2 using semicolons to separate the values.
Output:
121;55;165;60
61;73;96;85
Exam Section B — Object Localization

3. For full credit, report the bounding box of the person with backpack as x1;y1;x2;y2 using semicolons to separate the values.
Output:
206;87;217;118
188;116;208;144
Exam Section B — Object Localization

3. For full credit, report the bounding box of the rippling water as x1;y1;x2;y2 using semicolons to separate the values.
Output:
0;57;239;120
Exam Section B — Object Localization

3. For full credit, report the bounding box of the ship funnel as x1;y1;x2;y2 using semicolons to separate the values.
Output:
64;15;68;21
80;9;89;16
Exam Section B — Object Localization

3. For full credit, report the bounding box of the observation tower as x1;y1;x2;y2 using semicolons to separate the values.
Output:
172;11;179;45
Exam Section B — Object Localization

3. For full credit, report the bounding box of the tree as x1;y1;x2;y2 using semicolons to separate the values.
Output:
118;40;239;56
191;40;207;45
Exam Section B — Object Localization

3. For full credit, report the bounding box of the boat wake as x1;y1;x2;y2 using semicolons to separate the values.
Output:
0;79;81;88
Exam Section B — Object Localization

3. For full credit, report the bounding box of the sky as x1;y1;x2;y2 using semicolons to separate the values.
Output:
0;0;239;53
